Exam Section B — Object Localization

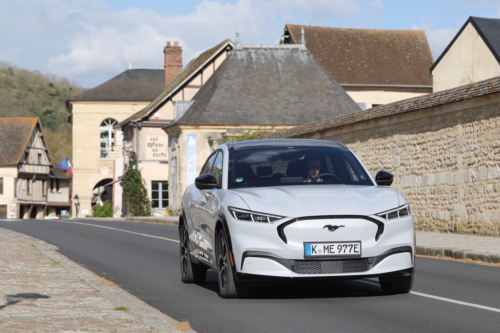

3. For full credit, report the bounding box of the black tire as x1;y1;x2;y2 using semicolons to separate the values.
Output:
179;223;207;284
379;270;414;294
216;228;249;298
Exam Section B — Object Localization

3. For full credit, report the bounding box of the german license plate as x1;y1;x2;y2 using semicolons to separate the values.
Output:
304;242;361;257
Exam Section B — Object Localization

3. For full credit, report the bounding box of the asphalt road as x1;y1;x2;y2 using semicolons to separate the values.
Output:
1;219;499;333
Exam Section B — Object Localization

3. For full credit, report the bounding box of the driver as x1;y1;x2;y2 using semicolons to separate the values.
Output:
304;158;322;182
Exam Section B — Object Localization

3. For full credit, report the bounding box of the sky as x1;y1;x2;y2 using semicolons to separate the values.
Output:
1;0;500;88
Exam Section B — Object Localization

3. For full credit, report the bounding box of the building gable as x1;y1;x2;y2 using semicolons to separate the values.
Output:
120;39;234;127
431;17;500;73
0;118;39;165
431;17;500;92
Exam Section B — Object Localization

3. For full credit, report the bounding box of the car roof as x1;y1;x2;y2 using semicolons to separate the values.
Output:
226;139;347;150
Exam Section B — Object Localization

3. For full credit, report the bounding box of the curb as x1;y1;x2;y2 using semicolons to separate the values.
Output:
3;228;196;333
416;245;500;263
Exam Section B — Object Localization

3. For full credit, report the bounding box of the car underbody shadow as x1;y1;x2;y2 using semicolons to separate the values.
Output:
195;271;391;300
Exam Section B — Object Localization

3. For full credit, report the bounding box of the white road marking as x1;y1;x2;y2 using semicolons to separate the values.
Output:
360;279;500;314
0;219;24;222
410;291;500;313
46;220;180;243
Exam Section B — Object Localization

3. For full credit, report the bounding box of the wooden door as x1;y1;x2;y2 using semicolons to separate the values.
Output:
0;205;7;219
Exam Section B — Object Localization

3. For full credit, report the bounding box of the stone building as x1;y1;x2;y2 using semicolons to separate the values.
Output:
259;76;500;236
282;24;434;109
68;40;191;217
0;118;53;219
163;42;361;211
431;16;500;92
119;39;234;215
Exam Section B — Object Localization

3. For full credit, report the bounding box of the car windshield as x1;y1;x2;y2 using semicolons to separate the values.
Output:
228;146;374;189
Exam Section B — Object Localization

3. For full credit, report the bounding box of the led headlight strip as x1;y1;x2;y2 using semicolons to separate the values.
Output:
376;204;411;221
228;207;284;223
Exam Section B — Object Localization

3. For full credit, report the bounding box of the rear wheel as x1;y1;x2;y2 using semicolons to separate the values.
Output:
379;270;414;294
216;228;249;298
179;223;207;284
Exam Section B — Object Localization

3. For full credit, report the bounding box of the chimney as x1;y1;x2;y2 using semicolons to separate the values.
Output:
164;41;182;86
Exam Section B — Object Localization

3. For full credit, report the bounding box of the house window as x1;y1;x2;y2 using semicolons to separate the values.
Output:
38;153;42;165
25;151;29;163
151;181;168;208
100;118;118;158
0;178;3;194
56;179;60;192
27;179;31;195
42;180;46;196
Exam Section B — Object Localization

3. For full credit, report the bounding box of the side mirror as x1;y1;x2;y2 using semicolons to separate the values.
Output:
195;174;219;190
375;170;393;186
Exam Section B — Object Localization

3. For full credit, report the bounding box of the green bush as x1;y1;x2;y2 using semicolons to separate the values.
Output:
93;200;113;217
120;158;152;217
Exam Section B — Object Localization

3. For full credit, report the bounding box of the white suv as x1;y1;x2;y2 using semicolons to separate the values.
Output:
179;139;415;298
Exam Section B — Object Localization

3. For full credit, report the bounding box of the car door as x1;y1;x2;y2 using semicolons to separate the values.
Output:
189;151;218;265
197;150;224;266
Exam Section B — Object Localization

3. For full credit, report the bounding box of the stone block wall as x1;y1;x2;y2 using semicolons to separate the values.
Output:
302;94;500;236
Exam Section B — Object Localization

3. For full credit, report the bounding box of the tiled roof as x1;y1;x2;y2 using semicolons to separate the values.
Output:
285;24;433;86
258;75;500;139
431;16;500;72
165;44;361;127
0;118;38;164
120;39;233;126
69;69;164;102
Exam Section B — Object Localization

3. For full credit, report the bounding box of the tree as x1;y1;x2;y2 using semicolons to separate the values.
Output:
120;155;152;217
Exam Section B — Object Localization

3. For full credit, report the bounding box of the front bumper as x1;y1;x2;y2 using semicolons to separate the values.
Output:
227;213;414;279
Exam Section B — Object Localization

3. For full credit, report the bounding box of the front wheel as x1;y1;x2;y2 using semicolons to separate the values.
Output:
179;223;207;284
216;228;249;298
379;270;414;294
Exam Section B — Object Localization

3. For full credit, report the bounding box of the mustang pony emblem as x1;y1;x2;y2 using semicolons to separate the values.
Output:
323;225;345;232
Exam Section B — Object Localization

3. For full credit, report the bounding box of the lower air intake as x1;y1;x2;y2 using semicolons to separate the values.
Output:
293;258;369;274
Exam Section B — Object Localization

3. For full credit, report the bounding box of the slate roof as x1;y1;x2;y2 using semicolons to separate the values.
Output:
69;69;164;102
0;118;38;164
165;44;361;128
120;39;233;126
258;75;500;139
431;16;500;72
284;24;433;86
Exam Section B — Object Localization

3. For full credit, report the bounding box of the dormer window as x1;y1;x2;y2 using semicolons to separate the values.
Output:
100;118;118;158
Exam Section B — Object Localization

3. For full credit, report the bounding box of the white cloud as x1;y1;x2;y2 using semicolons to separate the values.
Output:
284;0;361;18
0;0;367;86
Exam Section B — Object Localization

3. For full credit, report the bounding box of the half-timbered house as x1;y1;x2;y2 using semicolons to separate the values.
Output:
0;118;53;219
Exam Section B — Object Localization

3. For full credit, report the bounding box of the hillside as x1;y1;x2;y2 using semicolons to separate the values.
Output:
0;61;85;164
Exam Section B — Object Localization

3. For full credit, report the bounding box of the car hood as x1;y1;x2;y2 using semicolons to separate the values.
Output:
229;185;400;217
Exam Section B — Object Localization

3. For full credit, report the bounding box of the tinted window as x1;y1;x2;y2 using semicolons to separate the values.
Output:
211;151;224;185
200;152;218;175
228;146;373;189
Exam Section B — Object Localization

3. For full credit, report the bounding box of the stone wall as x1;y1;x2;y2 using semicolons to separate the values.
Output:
300;93;500;236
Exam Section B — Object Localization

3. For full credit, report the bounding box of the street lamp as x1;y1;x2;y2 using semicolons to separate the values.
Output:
74;194;80;219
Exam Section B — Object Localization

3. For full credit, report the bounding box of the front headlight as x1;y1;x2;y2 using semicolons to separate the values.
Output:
228;206;285;223
376;204;411;221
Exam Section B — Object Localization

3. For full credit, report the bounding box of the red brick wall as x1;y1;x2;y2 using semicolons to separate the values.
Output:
164;41;182;86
